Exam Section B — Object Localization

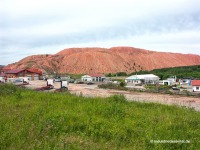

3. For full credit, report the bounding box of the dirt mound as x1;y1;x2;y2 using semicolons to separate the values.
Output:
4;47;200;74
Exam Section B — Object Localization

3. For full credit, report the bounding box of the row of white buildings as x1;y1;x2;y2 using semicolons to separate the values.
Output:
81;74;160;84
125;74;159;85
81;74;106;82
80;73;200;92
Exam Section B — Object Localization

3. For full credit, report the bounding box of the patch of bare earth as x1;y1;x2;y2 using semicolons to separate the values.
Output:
26;81;200;111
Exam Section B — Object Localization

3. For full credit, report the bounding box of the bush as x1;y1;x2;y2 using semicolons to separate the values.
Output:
120;82;125;87
111;94;127;103
98;83;114;89
98;83;128;91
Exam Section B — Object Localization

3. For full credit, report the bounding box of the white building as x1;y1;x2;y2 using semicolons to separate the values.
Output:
160;80;172;85
81;75;93;82
125;74;159;85
81;74;106;82
191;80;200;92
167;76;177;83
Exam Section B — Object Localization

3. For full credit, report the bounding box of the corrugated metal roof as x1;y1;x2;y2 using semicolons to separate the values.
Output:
5;68;42;75
191;80;200;86
126;74;159;80
6;69;24;74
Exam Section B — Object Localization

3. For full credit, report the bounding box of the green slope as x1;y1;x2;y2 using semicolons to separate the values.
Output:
130;65;200;80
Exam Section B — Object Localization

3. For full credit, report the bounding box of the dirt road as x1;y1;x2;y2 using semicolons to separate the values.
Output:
25;81;200;111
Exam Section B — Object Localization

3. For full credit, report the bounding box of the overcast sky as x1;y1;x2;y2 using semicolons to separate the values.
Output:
1;0;200;65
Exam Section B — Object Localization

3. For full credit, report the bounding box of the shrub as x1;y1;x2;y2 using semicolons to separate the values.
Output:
111;94;127;103
120;81;125;87
98;83;128;91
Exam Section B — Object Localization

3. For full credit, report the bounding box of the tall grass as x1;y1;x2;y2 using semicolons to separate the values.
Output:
0;84;200;149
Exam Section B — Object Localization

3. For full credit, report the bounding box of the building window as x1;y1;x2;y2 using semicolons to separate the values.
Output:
196;87;199;90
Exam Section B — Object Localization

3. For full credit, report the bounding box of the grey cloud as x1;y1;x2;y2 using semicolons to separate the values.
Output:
1;0;200;65
2;10;200;51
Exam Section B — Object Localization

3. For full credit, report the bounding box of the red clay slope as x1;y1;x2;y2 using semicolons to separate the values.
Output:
4;47;200;74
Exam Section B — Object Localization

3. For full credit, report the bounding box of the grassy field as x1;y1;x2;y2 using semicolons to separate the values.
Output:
0;84;200;149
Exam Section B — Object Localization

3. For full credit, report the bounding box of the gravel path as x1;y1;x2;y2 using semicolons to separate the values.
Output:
26;81;200;111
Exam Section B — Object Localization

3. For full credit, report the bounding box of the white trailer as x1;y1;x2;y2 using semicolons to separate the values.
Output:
61;81;68;88
47;79;54;89
47;79;54;86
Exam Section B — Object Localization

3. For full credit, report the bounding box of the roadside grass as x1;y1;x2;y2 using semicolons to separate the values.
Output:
0;84;200;149
68;74;83;80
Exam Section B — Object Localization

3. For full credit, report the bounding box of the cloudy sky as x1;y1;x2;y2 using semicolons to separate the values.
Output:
1;0;200;65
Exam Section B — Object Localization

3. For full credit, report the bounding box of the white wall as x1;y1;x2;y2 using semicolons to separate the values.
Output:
193;86;200;92
161;80;172;85
81;75;106;82
92;77;106;82
125;79;141;84
81;76;93;82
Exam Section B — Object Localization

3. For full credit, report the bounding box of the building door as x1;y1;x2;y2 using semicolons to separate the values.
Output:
27;75;32;81
34;74;39;80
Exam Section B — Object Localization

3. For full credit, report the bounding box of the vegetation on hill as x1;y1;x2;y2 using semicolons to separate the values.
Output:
106;65;200;80
150;65;200;79
106;72;128;77
0;84;200;149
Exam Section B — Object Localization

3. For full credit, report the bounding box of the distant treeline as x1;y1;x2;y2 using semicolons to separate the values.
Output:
106;65;200;80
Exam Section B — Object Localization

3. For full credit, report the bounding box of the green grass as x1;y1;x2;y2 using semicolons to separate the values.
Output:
0;84;200;149
67;74;83;80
